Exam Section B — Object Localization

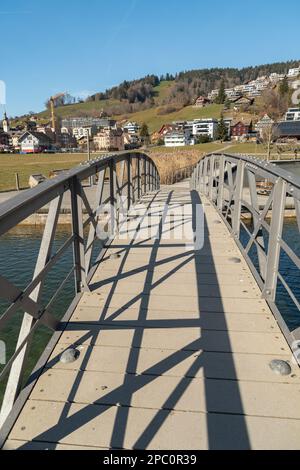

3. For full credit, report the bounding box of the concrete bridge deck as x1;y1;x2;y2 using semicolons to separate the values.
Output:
4;181;300;450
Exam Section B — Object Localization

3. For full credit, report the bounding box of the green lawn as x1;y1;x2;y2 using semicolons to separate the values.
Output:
0;153;87;191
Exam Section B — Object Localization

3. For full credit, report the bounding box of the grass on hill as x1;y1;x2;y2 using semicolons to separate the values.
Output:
16;80;223;134
116;104;223;134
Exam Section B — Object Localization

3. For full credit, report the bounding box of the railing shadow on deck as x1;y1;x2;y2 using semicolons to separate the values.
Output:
13;184;250;450
0;152;160;439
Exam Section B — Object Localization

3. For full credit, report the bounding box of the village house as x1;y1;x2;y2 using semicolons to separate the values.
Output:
159;124;181;137
36;125;56;143
123;132;140;149
19;131;52;153
232;95;255;110
194;96;211;108
231;120;253;140
255;114;274;138
123;122;140;134
93;127;124;151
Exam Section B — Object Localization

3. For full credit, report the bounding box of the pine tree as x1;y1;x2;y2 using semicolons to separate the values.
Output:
217;114;228;141
224;97;231;110
215;80;226;104
279;76;289;96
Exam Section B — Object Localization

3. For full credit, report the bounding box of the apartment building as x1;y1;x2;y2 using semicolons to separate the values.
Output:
285;108;300;121
164;130;194;147
288;67;300;78
61;117;116;130
93;128;124;151
191;119;219;140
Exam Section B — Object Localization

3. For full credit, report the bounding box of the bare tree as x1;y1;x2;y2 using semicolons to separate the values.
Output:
260;122;277;161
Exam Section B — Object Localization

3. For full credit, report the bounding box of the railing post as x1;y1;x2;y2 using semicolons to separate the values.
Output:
0;195;63;426
137;156;141;200
262;178;286;302
217;155;225;210
147;159;151;191
209;155;215;201
85;168;105;275
143;158;147;194
203;158;208;195
70;177;88;293
232;160;245;238
127;155;133;210
109;158;118;235
247;169;267;280
198;161;203;192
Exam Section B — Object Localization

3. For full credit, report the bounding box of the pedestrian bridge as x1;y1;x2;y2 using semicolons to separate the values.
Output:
0;152;300;450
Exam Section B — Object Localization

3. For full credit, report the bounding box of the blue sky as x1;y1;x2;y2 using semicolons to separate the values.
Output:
1;0;300;116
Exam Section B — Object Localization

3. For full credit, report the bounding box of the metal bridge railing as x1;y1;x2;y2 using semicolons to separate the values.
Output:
191;153;300;355
0;152;159;427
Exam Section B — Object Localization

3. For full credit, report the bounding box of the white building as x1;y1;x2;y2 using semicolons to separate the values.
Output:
269;73;286;83
285;108;300;121
19;131;52;153
288;67;300;78
123;122;140;134
72;127;93;140
164;131;194;147
191;119;219;140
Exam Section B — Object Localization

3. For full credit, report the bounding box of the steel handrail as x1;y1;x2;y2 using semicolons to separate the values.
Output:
0;151;160;427
191;152;300;356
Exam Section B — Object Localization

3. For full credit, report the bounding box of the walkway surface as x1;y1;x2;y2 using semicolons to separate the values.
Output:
3;181;300;450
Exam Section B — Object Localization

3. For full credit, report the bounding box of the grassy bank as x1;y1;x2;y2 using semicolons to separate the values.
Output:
0;153;87;191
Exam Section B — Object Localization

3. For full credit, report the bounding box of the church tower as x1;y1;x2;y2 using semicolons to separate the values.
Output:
2;111;9;133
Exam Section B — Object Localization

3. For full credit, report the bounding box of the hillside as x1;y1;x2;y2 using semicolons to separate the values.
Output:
12;59;299;133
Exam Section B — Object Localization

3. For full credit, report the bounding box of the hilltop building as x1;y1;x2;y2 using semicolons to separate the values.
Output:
288;67;300;78
194;96;211;108
285;108;300;121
